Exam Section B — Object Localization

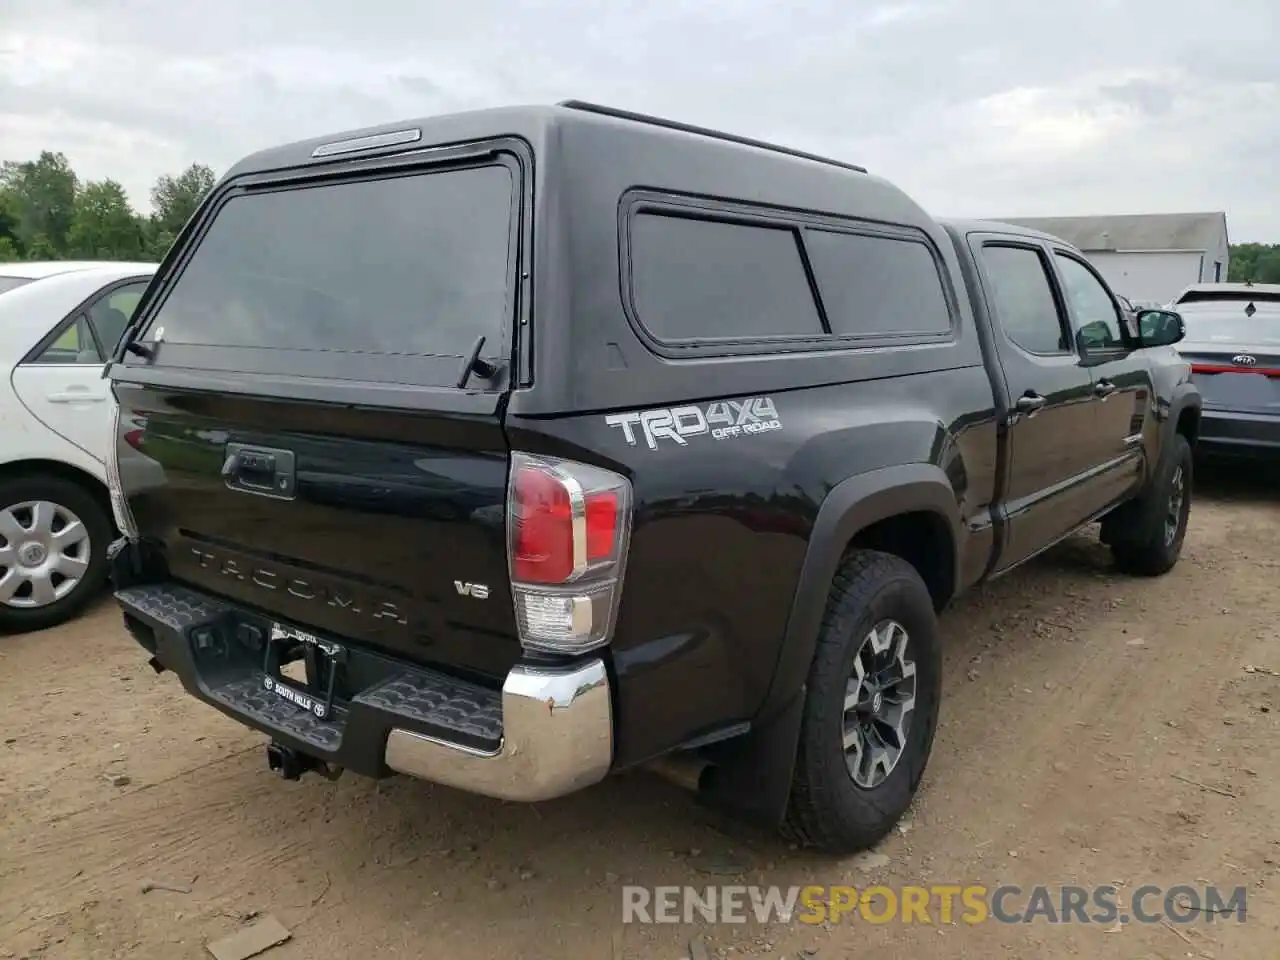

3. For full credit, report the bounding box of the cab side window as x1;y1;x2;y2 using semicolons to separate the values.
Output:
980;244;1069;355
1054;254;1125;350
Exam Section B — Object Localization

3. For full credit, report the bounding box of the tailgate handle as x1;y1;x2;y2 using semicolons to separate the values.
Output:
222;443;297;500
226;451;274;481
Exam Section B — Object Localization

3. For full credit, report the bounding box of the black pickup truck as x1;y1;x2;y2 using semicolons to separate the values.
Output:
104;101;1201;854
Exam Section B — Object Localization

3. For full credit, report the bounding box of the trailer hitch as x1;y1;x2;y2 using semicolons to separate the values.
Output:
265;742;343;781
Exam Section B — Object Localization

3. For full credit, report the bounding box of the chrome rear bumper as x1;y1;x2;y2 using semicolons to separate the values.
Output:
114;579;614;803
384;659;613;802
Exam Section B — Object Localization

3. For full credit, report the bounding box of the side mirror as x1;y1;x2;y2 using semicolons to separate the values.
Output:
1135;309;1185;348
1075;320;1116;351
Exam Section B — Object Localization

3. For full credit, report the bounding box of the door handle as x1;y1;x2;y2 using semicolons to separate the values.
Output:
1094;380;1117;398
1014;393;1047;414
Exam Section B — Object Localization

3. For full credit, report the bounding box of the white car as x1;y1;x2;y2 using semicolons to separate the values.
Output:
1171;281;1280;309
0;260;158;631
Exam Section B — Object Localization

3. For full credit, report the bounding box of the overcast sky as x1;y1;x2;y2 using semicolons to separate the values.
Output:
2;0;1277;240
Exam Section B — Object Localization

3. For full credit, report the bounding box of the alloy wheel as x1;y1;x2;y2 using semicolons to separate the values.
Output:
843;619;917;789
1165;464;1185;547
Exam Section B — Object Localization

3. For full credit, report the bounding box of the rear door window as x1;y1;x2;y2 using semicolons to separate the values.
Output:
88;281;149;355
628;213;824;341
32;315;102;364
30;280;151;364
138;163;516;385
981;245;1071;355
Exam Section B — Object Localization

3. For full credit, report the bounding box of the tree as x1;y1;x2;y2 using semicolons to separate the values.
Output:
1229;243;1280;284
0;151;79;255
143;224;177;262
67;179;146;259
23;234;60;260
1259;251;1280;284
0;189;20;258
150;163;216;239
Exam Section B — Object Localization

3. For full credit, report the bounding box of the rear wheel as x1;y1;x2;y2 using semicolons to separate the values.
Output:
1108;433;1193;576
0;475;112;633
782;550;942;854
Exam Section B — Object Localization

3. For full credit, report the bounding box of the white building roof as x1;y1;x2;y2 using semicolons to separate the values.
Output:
993;212;1228;253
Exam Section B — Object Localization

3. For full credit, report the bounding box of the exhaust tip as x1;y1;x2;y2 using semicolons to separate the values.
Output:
644;753;711;793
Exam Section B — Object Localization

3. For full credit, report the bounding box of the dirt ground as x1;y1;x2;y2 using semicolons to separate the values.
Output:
2;462;1279;960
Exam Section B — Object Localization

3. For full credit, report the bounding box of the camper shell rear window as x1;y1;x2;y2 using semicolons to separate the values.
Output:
132;158;520;388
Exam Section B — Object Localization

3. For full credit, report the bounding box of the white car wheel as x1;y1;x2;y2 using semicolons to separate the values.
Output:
0;476;111;633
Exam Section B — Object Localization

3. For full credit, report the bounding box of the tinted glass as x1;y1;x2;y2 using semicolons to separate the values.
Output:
143;165;514;373
1056;254;1124;350
33;315;101;364
1178;289;1280;305
981;245;1067;354
0;277;33;296
88;281;149;354
630;213;823;340
806;230;951;337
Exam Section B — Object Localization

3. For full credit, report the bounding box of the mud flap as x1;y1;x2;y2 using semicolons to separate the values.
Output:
696;685;806;826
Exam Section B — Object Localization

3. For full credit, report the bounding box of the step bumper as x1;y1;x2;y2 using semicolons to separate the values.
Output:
113;580;613;802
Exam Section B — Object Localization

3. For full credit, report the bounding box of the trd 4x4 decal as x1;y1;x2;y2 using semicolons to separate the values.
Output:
605;397;781;449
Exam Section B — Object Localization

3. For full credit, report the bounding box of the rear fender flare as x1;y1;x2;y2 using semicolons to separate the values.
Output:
761;462;962;719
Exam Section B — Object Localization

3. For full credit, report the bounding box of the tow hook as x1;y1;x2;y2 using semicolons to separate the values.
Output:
265;742;344;781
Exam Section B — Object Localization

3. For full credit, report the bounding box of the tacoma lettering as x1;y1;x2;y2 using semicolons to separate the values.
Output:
189;548;406;625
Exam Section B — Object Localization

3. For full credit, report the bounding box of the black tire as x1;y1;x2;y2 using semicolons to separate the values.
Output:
1108;433;1193;577
781;549;942;854
0;474;113;633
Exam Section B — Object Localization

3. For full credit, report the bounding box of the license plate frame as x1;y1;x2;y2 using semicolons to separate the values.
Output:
261;622;346;721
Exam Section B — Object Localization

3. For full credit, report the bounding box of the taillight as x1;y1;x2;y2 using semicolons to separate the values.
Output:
1191;363;1280;378
105;404;139;539
507;452;633;654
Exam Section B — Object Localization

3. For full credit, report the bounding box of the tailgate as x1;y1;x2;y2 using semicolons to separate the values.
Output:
108;147;526;681
114;385;519;678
